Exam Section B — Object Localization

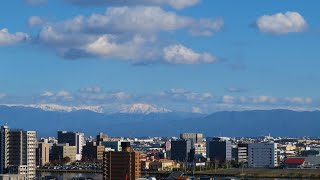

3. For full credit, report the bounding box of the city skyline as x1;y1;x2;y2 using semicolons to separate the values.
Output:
1;0;320;113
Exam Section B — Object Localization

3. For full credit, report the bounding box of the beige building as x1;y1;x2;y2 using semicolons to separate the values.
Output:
194;142;206;155
149;159;180;171
36;142;50;166
51;143;77;162
0;174;27;180
96;133;108;144
0;126;36;180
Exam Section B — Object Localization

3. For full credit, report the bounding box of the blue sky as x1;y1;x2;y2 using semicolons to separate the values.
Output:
0;0;319;113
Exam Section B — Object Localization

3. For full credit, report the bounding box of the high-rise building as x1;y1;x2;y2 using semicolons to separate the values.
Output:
180;133;203;145
36;142;50;166
164;140;171;151
248;143;278;168
0;125;36;180
96;133;108;144
82;142;105;161
57;131;85;161
208;139;232;162
206;137;220;157
171;140;193;162
0;125;10;174
103;142;140;180
51;143;77;163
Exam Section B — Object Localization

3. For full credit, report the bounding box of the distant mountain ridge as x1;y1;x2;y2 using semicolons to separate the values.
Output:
0;106;319;137
0;103;172;114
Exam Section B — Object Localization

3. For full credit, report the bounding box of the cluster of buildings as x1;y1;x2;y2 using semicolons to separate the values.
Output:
0;125;320;180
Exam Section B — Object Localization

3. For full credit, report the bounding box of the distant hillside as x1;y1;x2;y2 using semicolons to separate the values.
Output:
0;106;319;137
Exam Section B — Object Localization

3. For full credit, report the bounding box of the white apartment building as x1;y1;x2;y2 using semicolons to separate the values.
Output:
75;133;85;161
248;143;278;168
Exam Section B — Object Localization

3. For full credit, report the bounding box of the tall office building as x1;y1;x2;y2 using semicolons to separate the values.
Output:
206;137;220;157
57;131;85;160
208;139;232;162
171;140;193;162
36;142;50;166
0;125;36;180
82;142;105;161
103;142;140;180
96;133;108;144
180;133;203;145
248;143;278;168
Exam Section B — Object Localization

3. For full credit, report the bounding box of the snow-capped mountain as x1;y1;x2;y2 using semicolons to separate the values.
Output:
0;104;103;113
120;103;172;114
0;103;172;114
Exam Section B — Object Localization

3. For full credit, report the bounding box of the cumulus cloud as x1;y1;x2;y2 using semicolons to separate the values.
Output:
163;44;215;64
255;11;307;34
56;90;73;100
0;28;30;46
64;0;200;10
28;16;45;27
35;6;221;64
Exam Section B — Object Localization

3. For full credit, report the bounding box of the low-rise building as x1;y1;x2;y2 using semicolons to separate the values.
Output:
0;174;27;180
149;159;180;171
51;143;77;163
248;143;278;168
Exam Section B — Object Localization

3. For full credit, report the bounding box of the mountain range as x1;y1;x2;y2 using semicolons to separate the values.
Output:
0;105;319;138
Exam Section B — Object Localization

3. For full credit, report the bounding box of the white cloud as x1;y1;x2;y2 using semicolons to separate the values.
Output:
163;44;215;64
284;97;313;104
86;6;192;33
28;16;45;27
251;96;278;104
222;95;235;104
36;6;221;63
41;91;54;97
65;0;200;10
25;0;47;5
255;11;307;34
0;28;29;46
56;90;73;100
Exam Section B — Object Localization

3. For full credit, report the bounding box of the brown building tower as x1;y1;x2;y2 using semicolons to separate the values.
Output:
103;142;140;180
